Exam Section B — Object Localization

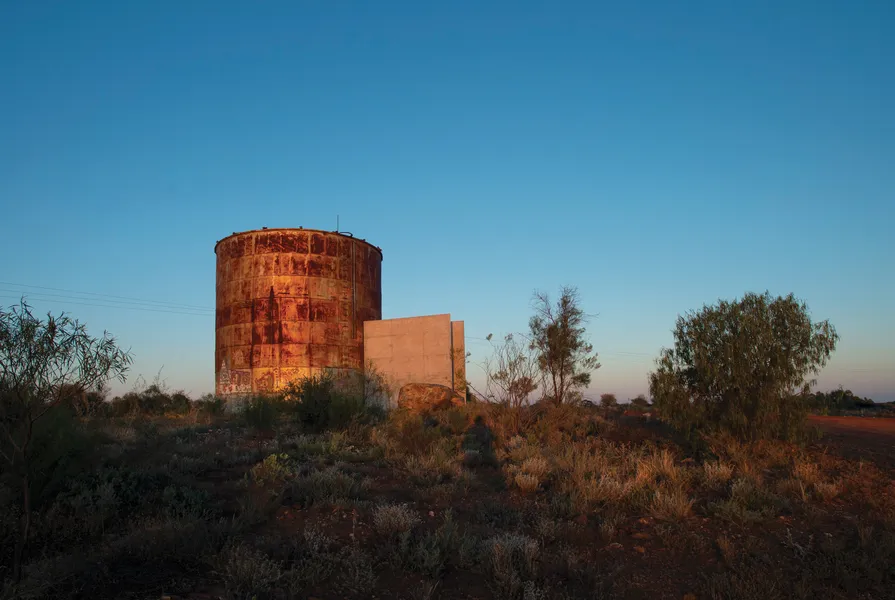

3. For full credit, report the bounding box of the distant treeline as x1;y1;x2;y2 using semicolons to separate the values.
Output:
63;383;224;419
806;388;892;416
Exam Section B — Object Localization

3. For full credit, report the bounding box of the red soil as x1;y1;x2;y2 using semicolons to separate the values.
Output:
809;415;895;436
810;415;895;471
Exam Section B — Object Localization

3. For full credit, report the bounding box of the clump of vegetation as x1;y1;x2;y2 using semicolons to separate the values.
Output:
0;300;132;582
372;503;421;535
241;394;279;430
283;372;383;432
250;453;293;486
650;292;838;441
289;465;370;507
215;543;283;598
806;387;881;415
486;532;540;598
3;289;893;600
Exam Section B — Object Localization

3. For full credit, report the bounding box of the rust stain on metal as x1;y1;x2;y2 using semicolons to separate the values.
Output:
214;228;382;396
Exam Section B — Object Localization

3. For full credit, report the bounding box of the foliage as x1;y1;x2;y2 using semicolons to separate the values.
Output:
599;393;618;416
0;300;132;581
215;543;283;598
372;503;421;535
108;383;193;417
529;286;601;405
630;394;651;410
283;373;381;433
250;453;293;486
483;333;539;407
241;395;279;430
195;393;226;416
806;387;875;415
649;292;838;441
289;466;370;507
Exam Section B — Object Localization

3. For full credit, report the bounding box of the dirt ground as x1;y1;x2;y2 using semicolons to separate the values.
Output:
810;415;895;471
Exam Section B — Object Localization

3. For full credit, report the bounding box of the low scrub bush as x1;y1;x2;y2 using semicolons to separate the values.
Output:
336;543;377;592
487;532;540;599
242;395;279;430
290;466;370;507
373;411;444;458
250;453;293;486
710;478;782;523
195;394;226;417
283;525;338;589
284;374;380;432
215;543;283;599
373;503;421;535
403;444;462;487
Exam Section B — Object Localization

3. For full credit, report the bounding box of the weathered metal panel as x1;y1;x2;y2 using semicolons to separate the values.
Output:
214;228;382;397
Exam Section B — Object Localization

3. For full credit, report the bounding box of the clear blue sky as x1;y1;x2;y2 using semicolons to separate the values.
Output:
1;2;892;401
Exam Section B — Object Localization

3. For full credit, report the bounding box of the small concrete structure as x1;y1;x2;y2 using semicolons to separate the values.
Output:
364;314;466;407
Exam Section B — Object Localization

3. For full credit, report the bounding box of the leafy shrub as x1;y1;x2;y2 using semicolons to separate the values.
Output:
250;454;293;486
5;405;101;510
242;395;278;430
284;374;377;432
195;394;226;417
374;411;444;458
650;292;838;441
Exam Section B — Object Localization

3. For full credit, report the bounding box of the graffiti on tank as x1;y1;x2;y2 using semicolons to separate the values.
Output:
217;360;251;395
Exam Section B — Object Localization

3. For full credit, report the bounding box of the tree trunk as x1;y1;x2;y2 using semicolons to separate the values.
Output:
13;471;30;583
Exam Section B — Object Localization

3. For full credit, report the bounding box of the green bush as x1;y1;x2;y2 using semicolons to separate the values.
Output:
650;292;838;441
242;396;279;430
285;375;333;431
0;405;101;511
195;394;225;416
284;374;377;432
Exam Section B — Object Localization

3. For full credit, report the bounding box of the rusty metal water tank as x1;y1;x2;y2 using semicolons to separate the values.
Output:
214;228;382;397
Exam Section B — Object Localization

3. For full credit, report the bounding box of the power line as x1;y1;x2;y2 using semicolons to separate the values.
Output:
0;294;214;317
0;281;214;311
0;288;215;314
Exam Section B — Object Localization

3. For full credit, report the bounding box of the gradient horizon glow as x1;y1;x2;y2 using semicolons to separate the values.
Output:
1;2;892;401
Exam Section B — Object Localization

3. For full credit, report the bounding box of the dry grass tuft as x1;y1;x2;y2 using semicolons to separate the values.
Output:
813;480;841;502
702;461;734;490
793;459;821;486
513;473;542;493
636;449;679;485
650;487;694;521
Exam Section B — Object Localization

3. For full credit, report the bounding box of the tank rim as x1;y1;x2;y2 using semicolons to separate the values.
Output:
214;228;383;258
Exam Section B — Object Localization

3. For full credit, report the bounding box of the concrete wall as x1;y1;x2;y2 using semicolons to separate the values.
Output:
364;314;466;405
451;320;466;401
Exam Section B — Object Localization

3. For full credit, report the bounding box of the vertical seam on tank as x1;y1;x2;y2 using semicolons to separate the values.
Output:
450;323;455;391
250;234;256;395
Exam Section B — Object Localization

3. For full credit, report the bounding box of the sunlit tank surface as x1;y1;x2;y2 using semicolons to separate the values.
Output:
214;228;382;397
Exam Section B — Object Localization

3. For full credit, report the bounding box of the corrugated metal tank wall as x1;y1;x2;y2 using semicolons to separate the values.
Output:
214;228;382;397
